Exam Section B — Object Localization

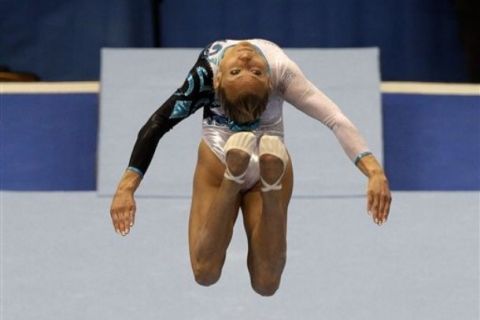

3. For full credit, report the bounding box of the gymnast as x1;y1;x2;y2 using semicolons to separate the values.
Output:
109;39;392;296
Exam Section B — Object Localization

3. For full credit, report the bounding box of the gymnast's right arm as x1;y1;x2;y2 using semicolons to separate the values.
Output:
110;54;213;236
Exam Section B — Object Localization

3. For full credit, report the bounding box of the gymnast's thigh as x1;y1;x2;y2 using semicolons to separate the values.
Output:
241;157;294;239
188;140;240;248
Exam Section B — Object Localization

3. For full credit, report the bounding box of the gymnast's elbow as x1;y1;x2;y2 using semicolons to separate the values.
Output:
328;114;355;132
136;117;171;142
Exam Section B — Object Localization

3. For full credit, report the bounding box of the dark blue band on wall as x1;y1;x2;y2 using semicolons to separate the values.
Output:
1;91;478;191
383;93;480;191
0;94;98;191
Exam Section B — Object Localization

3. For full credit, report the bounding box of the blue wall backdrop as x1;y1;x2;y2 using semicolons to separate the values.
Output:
0;0;469;81
0;0;156;80
0;93;98;190
383;93;480;190
1;91;479;191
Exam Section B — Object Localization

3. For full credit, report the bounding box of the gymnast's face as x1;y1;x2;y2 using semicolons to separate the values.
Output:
214;42;271;96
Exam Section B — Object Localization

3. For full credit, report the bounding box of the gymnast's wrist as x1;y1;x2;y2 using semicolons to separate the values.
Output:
367;168;385;178
126;166;144;178
117;168;143;192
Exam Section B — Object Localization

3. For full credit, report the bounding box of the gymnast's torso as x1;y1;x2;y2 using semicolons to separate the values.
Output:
127;38;369;186
200;39;293;179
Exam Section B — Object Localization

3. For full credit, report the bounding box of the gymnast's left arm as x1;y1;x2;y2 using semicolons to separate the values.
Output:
279;54;392;225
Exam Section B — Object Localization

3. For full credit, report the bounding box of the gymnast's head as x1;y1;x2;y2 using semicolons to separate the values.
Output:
214;41;271;124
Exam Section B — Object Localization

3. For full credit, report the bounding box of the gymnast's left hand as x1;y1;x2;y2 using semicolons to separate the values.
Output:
110;190;136;236
110;170;142;236
367;172;392;225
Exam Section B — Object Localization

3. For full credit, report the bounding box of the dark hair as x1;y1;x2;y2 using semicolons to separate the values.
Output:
216;84;269;124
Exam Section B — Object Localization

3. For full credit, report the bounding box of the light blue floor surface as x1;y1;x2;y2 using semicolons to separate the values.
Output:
1;191;478;320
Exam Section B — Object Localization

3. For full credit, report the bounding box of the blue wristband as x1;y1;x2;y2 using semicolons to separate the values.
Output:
354;151;373;165
126;166;144;178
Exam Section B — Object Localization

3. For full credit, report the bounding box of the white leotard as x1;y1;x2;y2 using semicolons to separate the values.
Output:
201;39;370;190
128;38;371;189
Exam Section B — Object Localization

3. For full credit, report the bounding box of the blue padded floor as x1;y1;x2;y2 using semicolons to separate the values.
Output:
1;191;478;320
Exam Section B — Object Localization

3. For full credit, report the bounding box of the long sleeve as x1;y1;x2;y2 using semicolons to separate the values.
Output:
278;52;370;162
127;54;214;175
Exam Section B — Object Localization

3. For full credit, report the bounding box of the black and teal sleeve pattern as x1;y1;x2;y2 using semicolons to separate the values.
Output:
127;53;214;176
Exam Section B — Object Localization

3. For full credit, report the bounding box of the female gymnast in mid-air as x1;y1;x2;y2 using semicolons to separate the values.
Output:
110;39;392;296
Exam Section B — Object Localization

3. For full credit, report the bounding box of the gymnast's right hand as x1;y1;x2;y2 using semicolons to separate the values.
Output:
110;170;142;236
